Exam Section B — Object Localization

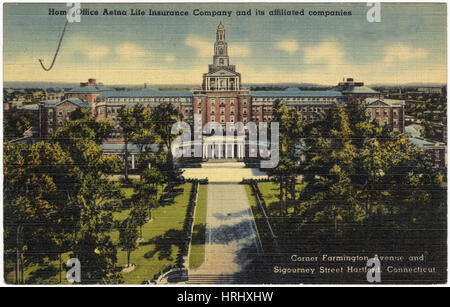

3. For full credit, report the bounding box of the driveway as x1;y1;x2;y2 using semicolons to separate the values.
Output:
182;162;268;183
188;184;263;284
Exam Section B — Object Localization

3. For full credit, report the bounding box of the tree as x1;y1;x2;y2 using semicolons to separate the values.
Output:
150;103;184;187
52;111;125;283
118;218;139;268
130;198;148;239
266;100;303;216
150;103;181;150
118;107;137;181
129;105;154;168
4;142;75;283
4;111;37;141
299;104;360;243
139;167;164;220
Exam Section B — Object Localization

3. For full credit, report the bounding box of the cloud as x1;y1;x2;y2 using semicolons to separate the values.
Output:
383;44;427;64
229;43;251;57
165;55;175;63
185;35;211;57
115;43;146;58
88;45;110;60
185;35;251;58
275;40;299;54
303;41;345;66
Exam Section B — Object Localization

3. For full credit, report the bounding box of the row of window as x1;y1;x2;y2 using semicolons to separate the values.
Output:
254;97;338;102
368;108;399;117
104;97;190;103
197;98;248;106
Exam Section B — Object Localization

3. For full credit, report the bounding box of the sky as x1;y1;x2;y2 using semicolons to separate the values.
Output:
3;2;447;86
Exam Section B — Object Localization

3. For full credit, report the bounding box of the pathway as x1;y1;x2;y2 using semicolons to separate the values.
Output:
188;183;264;284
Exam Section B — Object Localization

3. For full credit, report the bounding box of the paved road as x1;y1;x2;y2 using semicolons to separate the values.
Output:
188;184;263;283
182;162;268;183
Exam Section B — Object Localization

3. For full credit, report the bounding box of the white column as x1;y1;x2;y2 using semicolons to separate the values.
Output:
231;144;234;159
225;144;228;159
131;154;135;169
237;144;241;159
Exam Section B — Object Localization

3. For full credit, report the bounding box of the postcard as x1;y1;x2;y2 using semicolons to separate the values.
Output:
2;2;447;286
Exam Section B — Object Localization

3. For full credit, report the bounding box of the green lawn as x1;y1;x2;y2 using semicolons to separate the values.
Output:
245;180;307;259
5;182;193;284
188;184;208;269
112;182;192;284
257;181;306;216
244;184;275;257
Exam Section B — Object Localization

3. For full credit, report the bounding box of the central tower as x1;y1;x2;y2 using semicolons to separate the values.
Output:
202;22;241;92
213;22;229;67
193;22;251;131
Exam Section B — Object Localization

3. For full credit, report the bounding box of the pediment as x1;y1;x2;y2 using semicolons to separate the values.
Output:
366;100;389;107
206;69;239;77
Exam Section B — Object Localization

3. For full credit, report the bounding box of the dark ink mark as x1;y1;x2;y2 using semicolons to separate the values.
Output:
38;19;69;71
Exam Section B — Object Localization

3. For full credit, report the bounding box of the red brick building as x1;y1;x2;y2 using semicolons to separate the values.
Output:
364;97;405;132
38;23;406;158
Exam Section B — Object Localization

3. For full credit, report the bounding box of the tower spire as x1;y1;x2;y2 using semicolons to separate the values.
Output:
214;22;228;66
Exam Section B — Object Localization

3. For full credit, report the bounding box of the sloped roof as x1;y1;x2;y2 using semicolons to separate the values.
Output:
339;86;379;94
43;98;90;109
206;69;239;77
284;87;301;92
251;89;343;98
364;97;405;107
97;88;193;99
66;85;111;94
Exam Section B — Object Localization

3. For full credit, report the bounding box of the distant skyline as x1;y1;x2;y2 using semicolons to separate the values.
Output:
3;3;447;85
